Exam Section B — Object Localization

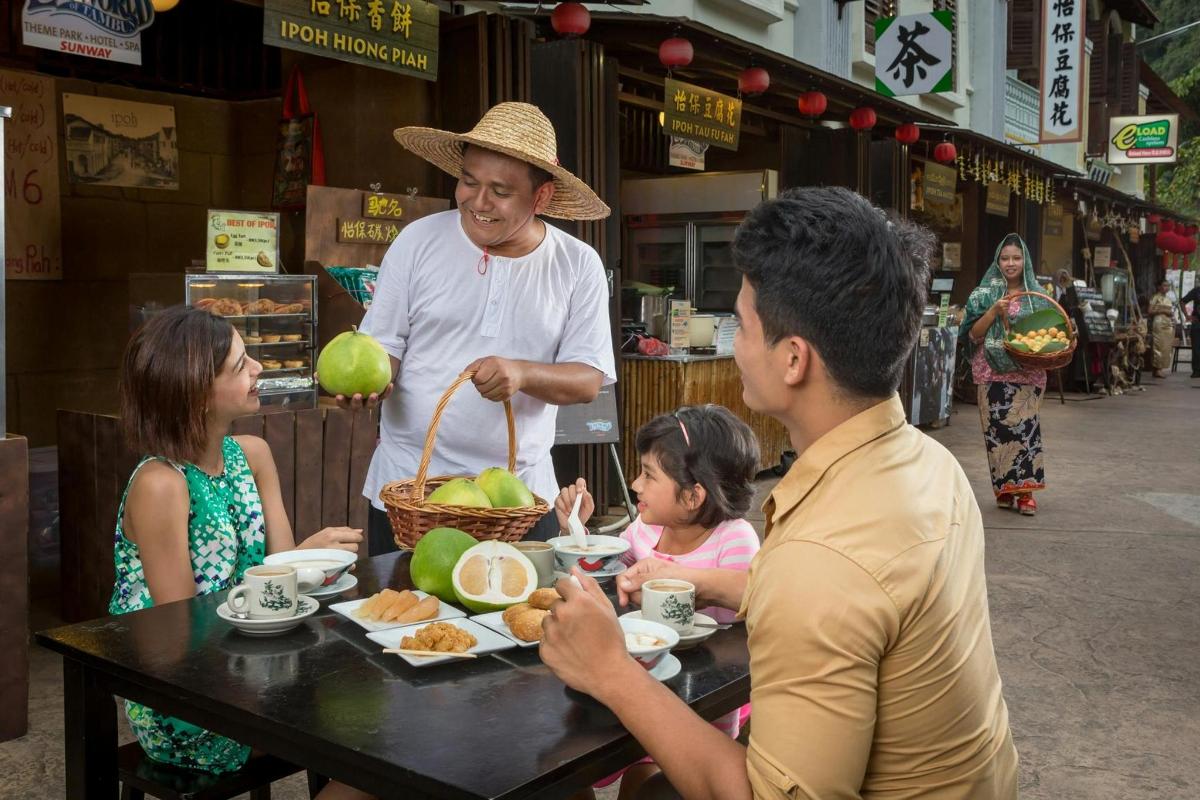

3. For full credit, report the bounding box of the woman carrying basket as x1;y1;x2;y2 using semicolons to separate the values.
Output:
962;234;1056;516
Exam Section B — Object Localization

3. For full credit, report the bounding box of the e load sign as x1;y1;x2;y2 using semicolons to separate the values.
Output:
1107;115;1179;165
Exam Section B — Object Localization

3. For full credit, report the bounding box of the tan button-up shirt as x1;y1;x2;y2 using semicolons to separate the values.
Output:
740;396;1018;799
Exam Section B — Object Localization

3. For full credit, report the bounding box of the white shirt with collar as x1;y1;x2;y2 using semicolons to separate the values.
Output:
359;210;616;509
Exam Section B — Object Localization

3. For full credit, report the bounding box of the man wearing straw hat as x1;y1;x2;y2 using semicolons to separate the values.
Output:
347;102;615;554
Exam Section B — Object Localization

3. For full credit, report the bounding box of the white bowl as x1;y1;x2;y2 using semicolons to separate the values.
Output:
548;535;630;576
619;616;679;670
263;548;355;592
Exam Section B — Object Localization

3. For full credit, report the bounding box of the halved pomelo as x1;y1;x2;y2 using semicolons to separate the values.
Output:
451;541;537;613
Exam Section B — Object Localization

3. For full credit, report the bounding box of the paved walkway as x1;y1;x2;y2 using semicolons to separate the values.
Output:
3;374;1197;799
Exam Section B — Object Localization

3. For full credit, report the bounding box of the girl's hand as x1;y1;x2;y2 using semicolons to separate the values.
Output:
554;478;595;532
300;526;363;552
991;295;1012;318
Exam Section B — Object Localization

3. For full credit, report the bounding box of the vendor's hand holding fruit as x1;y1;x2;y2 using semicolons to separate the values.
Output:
540;568;628;696
321;376;394;410
468;356;526;402
554;477;595;532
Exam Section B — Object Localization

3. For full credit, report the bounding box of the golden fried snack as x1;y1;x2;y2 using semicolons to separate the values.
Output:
242;335;262;344
527;588;560;611
193;298;218;311
274;303;304;314
281;334;303;342
502;603;532;626
209;298;243;317
260;334;282;343
508;607;549;642
283;359;306;369
390;595;439;624
261;359;282;370
243;298;275;315
400;622;477;653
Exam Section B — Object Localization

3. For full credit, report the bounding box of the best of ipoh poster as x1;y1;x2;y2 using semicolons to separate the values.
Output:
61;93;178;190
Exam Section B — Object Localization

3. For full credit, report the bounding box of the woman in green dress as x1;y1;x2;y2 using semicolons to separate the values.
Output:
112;306;372;800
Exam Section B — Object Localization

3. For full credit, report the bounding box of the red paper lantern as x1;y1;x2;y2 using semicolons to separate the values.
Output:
1161;219;1176;233
848;106;877;131
739;67;770;96
933;141;957;163
1146;213;1161;224
658;37;694;68
551;3;591;37
895;123;920;145
796;91;827;118
1155;230;1172;251
1183;236;1197;255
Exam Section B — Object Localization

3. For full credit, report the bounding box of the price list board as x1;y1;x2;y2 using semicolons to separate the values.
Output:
1071;287;1114;342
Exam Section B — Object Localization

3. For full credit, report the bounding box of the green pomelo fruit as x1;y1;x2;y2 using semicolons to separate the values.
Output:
410;527;478;602
451;541;537;613
427;478;492;508
316;328;392;398
476;467;535;508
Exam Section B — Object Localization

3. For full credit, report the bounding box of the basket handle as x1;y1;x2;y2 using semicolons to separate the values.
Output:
413;370;517;500
997;290;1075;337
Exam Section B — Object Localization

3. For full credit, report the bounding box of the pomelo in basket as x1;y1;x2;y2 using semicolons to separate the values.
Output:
476;467;535;508
410;527;478;602
316;327;392;398
451;541;537;613
427;478;493;508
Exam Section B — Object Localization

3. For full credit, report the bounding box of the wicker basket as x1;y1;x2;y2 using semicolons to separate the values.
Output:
1001;291;1078;371
379;370;550;550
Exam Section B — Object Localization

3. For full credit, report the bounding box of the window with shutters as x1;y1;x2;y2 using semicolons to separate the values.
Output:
1087;16;1124;155
934;0;957;91
1119;42;1139;115
865;0;899;55
1006;0;1041;85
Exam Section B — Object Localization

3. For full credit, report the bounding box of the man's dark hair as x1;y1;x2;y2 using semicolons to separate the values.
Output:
733;186;934;398
635;404;760;528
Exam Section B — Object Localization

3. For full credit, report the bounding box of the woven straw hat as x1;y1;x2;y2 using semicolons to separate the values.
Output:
394;102;610;221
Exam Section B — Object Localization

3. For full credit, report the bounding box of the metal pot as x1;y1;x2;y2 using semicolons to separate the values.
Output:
625;293;668;330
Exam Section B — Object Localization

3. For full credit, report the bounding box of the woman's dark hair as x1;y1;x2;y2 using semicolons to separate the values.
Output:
999;233;1023;252
732;187;934;399
120;306;235;461
635;405;760;528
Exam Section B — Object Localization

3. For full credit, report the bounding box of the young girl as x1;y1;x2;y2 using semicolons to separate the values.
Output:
112;307;370;800
555;404;761;800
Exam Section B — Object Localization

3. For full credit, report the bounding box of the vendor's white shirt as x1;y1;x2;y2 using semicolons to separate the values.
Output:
359;210;616;509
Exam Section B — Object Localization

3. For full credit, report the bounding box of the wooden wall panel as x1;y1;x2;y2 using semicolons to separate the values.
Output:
0;436;29;742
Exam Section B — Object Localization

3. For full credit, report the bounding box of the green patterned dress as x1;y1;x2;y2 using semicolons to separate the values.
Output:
109;436;266;774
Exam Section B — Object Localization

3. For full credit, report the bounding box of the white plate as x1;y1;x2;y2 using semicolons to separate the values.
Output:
366;618;517;667
470;610;541;648
329;591;465;632
217;596;319;637
553;561;628;583
620;610;719;650
305;572;358;599
648;653;681;682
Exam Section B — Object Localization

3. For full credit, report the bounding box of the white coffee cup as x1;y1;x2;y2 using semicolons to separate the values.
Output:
641;578;696;634
228;565;301;619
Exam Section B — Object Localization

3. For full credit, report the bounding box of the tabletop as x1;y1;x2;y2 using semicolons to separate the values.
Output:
36;552;752;800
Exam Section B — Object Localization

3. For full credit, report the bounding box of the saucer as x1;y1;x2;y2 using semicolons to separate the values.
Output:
553;561;627;583
217;596;318;637
305;572;358;599
620;610;718;650
648;653;681;682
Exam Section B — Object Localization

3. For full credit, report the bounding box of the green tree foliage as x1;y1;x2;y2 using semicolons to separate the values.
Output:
1143;6;1200;217
1140;0;1200;85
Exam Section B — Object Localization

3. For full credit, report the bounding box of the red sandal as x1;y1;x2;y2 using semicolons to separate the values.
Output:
1017;494;1038;516
996;493;1015;509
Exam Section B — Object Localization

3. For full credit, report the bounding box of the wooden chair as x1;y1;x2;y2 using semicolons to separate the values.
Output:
117;741;303;800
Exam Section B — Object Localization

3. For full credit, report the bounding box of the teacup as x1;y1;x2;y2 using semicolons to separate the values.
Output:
548;534;630;575
619;616;679;670
228;565;301;620
513;541;556;588
641;578;696;634
263;548;355;589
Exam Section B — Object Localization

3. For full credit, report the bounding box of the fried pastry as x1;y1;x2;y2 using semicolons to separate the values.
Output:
283;359;306;369
260;334;282;343
527;588;559;610
193;298;218;310
400;622;476;653
274;303;304;314
502;603;532;627
508;607;549;642
242;335;262;344
209;298;243;317
261;359;282;370
281;334;302;341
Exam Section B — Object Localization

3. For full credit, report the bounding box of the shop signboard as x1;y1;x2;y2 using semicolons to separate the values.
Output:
1038;0;1085;144
206;210;281;273
668;137;706;171
336;218;402;245
1107;115;1179;164
874;12;954;97
662;79;741;152
1;69;62;281
1044;202;1064;236
263;0;439;82
1093;246;1111;268
986;182;1010;217
21;0;152;65
920;159;956;205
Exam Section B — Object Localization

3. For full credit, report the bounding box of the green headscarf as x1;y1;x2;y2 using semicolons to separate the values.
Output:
960;233;1054;374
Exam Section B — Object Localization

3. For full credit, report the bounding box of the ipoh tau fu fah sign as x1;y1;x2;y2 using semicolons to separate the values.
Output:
264;0;438;81
663;78;741;152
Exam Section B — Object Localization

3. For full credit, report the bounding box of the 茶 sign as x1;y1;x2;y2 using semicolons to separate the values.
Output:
662;79;741;152
874;12;954;97
1107;115;1179;164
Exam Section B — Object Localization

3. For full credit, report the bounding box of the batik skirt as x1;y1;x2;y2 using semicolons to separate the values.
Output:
977;381;1045;497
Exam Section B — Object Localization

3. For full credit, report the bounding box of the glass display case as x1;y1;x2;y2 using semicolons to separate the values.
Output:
129;273;318;412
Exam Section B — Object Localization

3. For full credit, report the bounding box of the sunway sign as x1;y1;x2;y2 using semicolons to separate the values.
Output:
22;1;155;65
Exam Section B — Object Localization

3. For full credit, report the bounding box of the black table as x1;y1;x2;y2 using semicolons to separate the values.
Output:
36;552;751;799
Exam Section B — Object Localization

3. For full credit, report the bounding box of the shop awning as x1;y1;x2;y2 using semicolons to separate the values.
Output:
920;125;1081;178
1057;175;1195;224
530;11;954;128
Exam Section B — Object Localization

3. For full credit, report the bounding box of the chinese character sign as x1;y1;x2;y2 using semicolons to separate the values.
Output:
1038;0;1084;143
875;12;954;97
662;79;741;152
263;0;438;81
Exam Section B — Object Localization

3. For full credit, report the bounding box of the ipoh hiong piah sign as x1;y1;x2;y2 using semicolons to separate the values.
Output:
21;0;154;65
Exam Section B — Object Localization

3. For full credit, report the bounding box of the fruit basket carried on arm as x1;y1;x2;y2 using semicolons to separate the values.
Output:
1001;291;1078;371
380;370;550;550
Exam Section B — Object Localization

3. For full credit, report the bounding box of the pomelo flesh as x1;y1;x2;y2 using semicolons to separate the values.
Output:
451;541;537;613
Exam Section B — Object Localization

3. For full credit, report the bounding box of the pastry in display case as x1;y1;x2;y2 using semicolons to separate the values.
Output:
129;273;318;412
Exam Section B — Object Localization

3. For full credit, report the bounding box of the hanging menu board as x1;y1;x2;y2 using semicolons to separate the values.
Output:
1072;287;1114;342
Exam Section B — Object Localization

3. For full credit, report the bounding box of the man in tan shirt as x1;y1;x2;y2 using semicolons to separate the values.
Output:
541;187;1018;799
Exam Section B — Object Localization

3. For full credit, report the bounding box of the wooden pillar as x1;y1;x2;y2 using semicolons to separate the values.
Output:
0;435;29;741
